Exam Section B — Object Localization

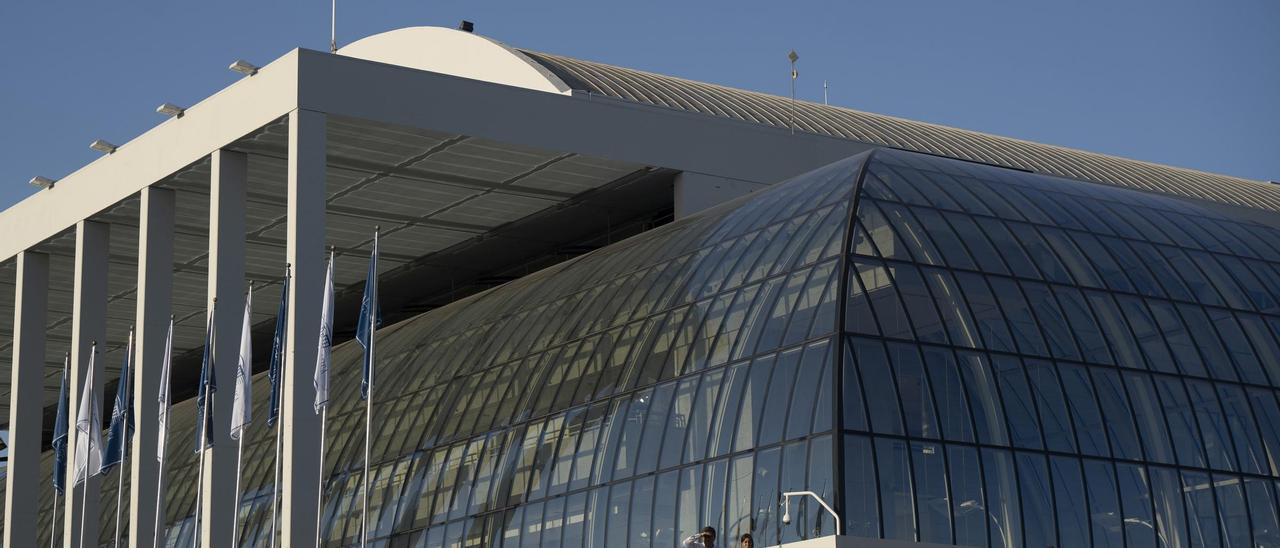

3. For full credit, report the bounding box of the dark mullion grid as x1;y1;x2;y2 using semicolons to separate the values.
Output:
855;251;1280;393
841;329;1280;486
854;189;1280;320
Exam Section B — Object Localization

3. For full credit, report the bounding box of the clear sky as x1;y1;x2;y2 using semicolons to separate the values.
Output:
2;1;1277;211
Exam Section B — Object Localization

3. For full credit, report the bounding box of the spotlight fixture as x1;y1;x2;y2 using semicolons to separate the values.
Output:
89;139;118;154
156;103;186;118
458;20;475;33
228;59;259;76
29;176;56;189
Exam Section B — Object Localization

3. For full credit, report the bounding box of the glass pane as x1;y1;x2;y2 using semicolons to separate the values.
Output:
1020;281;1080;361
921;346;974;442
1214;474;1249;548
1181;471;1220;546
921;267;981;349
1155;376;1208;468
853;338;904;435
1026;359;1076;453
759;347;801;446
888;342;940;439
1084;459;1125;548
1091;368;1142;460
982;449;1021;548
1121;463;1162;548
912;441;951;544
1245;478;1280;547
948;445;987;547
1190;380;1239;471
1016;452;1055;548
1247;388;1280;476
954;272;1015;353
958;351;1009;446
843;436;880;538
988;276;1048;357
993;355;1043;449
876;437;916;541
887;262;948;344
785;341;831;439
1059;363;1109;457
652;471;678;546
1150;467;1187;548
1124;372;1176;465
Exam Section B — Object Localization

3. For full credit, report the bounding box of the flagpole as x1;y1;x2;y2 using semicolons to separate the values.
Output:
270;265;290;548
270;415;283;548
153;401;167;547
231;283;252;548
153;316;173;548
194;301;215;548
360;229;377;547
49;490;59;548
314;405;327;543
78;341;96;548
79;460;89;548
113;327;133;548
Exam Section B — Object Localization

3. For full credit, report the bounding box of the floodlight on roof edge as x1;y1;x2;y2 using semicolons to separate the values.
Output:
155;103;185;118
89;139;118;154
29;176;56;189
228;59;259;76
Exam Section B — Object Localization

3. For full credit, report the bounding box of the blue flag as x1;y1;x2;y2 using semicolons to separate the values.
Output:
196;308;217;452
267;267;290;426
100;331;135;474
51;354;70;495
356;233;379;400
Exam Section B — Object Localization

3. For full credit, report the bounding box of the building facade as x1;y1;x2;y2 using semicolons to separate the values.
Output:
2;26;1279;548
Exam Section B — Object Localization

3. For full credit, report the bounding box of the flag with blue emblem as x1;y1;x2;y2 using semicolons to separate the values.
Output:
195;307;217;452
230;289;253;440
356;232;379;400
268;267;290;426
51;353;70;494
73;343;103;486
314;251;334;413
100;328;135;474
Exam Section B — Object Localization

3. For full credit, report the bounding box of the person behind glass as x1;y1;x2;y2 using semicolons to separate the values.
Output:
682;526;717;547
738;533;754;547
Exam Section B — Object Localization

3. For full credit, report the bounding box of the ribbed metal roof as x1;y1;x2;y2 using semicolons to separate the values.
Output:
521;50;1280;213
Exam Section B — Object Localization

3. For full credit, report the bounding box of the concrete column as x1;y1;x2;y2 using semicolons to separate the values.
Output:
673;171;767;219
129;187;174;548
281;109;325;547
4;251;49;547
64;220;109;548
201;150;247;547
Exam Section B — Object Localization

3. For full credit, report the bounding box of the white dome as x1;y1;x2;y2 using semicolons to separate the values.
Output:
337;27;572;95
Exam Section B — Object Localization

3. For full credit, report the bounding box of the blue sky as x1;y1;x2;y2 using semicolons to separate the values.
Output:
1;1;1276;211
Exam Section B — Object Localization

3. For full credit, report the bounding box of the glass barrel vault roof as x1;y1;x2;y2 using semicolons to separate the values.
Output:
15;145;1280;547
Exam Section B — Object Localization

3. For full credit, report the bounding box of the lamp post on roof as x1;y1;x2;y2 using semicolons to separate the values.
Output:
788;50;799;134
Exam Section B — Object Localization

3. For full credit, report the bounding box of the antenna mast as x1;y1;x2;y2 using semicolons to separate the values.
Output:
330;0;337;52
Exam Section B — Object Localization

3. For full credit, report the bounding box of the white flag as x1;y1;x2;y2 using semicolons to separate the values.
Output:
157;317;173;463
314;251;334;413
74;345;104;485
231;290;254;440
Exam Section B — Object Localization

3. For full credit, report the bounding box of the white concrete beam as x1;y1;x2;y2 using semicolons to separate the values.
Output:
201;150;247;547
4;251;49;547
281;109;326;547
130;187;174;548
0;53;299;262
64;220;109;548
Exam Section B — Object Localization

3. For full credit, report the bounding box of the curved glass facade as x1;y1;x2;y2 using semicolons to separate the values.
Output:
31;146;1280;547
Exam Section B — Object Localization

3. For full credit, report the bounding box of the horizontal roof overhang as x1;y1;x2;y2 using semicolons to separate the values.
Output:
1;48;878;263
